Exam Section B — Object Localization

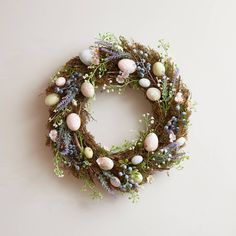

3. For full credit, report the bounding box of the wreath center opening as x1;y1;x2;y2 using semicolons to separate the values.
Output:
86;87;152;149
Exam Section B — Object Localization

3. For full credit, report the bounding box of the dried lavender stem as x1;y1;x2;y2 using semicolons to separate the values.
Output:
73;132;82;151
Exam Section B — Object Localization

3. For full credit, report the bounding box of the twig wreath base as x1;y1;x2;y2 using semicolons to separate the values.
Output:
45;33;193;201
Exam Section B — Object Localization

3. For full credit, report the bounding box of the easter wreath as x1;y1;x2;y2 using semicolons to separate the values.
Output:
45;33;193;201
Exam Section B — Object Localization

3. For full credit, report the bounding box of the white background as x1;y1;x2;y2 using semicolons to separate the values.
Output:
0;0;236;235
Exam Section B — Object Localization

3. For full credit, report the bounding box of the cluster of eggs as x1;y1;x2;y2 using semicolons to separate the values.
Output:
45;82;95;107
95;133;158;171
78;48;165;102
45;53;97;166
93;131;159;187
117;58;165;102
45;48;97;108
45;80;95;145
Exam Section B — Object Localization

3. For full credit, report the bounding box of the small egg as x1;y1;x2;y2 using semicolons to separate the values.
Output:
152;62;165;76
176;137;186;147
48;130;58;142
118;59;137;74
110;177;121;188
131;155;143;165
79;49;93;66
96;157;114;170
144;132;159;152
44;93;60;106
84;147;93;159
139;78;151;88
81;81;95;98
66;113;81;131
55;77;66;87
146;87;161;101
131;172;143;184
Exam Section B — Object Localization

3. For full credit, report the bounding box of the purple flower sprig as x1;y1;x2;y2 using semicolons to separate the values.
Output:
164;116;179;142
55;88;78;112
56;124;80;157
105;52;130;62
97;173;115;196
150;141;186;167
99;46;130;62
172;67;179;88
95;40;114;49
55;72;82;112
99;47;115;55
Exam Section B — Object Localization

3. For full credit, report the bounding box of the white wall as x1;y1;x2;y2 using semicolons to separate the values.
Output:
0;0;235;235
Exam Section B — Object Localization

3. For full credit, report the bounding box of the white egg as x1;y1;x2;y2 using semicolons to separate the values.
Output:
55;77;66;87
176;137;186;147
96;157;114;170
48;130;58;142
144;132;159;152
81;81;95;98
131;155;143;165
139;78;151;88
84;147;93;159
44;93;60;106
152;62;165;76
79;49;93;66
66;113;81;131
110;177;121;188
118;59;137;74
146;87;161;101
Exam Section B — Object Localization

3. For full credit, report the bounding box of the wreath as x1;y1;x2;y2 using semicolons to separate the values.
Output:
45;33;193;201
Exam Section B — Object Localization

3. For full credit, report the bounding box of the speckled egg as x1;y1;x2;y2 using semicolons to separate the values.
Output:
144;132;159;152
139;78;151;88
81;81;95;98
146;87;161;101
79;49;93;66
44;93;60;106
84;147;93;159
55;77;66;87
118;59;137;74
110;177;121;188
131;155;143;165
66;113;81;131
96;157;114;170
152;62;165;76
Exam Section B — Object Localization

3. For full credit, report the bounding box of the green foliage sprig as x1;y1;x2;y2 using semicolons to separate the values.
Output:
53;151;65;177
80;173;103;200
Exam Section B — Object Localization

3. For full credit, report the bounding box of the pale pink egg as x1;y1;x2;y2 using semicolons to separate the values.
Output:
55;77;66;87
96;157;114;170
118;59;137;74
66;113;81;131
144;133;159;152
